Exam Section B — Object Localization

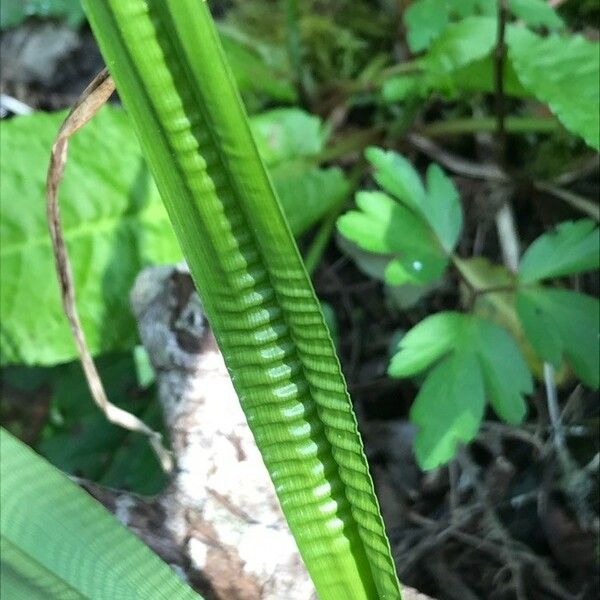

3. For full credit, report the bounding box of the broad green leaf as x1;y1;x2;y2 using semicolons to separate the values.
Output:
382;74;423;103
383;54;527;103
0;106;345;366
271;161;350;236
0;106;182;367
337;191;448;285
0;428;199;599
250;108;328;164
82;1;400;598
508;27;600;149
338;149;461;287
251;109;349;235
410;351;485;470
403;0;494;53
424;17;497;75
519;220;600;283
404;0;449;53
509;0;564;31
516;288;600;388
364;148;463;251
0;0;85;29
451;0;495;18
389;312;532;468
447;54;529;97
383;61;528;106
42;353;166;494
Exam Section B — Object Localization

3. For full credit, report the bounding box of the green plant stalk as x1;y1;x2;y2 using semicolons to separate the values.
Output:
284;0;303;91
305;165;364;275
420;115;560;137
81;1;400;598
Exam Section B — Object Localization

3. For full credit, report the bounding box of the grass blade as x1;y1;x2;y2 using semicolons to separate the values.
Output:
0;428;199;600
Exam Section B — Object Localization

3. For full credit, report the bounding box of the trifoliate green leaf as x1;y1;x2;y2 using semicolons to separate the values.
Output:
456;256;519;334
365;148;463;252
335;236;391;281
338;191;427;254
337;191;447;285
519;220;600;283
383;255;447;286
508;28;600;149
336;237;439;309
339;149;463;287
410;351;485;470
509;0;564;31
516;288;600;388
389;312;532;468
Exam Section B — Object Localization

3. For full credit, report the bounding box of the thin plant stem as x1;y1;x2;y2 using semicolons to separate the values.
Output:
494;0;509;163
543;363;570;472
284;0;303;97
316;126;383;163
304;166;363;275
46;69;172;472
496;202;520;272
420;115;560;137
534;181;600;222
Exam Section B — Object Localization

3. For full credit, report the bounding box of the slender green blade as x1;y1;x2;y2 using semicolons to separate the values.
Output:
0;428;199;600
81;1;400;598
